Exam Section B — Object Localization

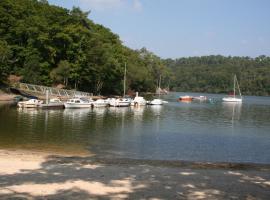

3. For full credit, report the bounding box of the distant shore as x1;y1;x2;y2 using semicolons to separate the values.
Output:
0;148;270;199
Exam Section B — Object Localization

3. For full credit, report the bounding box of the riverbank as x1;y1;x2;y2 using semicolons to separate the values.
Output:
0;89;15;101
0;149;270;199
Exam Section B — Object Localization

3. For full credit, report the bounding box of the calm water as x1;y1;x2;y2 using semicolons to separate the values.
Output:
1;92;270;164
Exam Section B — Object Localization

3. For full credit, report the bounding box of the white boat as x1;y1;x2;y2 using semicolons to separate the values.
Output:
93;99;109;107
109;98;131;107
17;99;43;108
193;96;207;101
148;75;164;105
64;98;94;108
223;75;243;103
109;63;132;107
131;92;147;106
40;98;64;108
148;98;163;105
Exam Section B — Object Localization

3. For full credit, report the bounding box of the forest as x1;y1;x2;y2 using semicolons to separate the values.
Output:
166;55;270;96
0;0;270;96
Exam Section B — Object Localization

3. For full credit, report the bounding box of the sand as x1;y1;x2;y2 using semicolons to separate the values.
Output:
0;149;270;199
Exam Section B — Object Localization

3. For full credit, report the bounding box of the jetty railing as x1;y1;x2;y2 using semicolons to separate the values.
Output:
12;82;92;97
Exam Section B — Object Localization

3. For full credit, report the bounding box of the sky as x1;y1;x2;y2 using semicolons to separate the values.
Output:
47;0;270;59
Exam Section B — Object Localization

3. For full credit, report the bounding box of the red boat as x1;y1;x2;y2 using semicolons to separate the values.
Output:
178;95;194;101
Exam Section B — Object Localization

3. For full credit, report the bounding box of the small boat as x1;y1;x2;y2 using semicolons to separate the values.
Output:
148;75;164;106
193;96;207;101
109;98;131;107
92;99;109;107
178;95;193;101
131;92;147;106
148;98;163;105
64;98;94;108
17;99;43;108
39;98;64;108
223;75;242;103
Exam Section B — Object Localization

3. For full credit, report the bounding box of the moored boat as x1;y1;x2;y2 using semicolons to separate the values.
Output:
64;98;94;108
193;96;207;101
39;98;64;108
109;98;131;107
223;75;242;103
131;92;147;106
178;95;193;101
148;98;163;105
17;99;43;108
92;99;109;107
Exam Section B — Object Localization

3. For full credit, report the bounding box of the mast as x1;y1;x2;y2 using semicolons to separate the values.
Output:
233;75;236;98
236;75;242;98
123;62;126;97
158;75;161;98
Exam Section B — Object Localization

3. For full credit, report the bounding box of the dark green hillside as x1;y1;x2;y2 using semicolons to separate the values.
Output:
165;55;270;96
0;0;169;95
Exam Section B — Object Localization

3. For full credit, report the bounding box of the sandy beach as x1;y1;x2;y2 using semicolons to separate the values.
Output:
0;149;270;199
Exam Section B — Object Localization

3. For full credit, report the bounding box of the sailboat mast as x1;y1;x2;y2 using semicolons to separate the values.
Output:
158;75;161;98
233;75;236;98
123;62;126;97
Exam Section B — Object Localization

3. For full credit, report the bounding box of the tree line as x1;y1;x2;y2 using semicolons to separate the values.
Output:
165;55;270;96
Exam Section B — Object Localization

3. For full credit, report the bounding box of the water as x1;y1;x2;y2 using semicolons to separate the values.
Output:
0;92;270;164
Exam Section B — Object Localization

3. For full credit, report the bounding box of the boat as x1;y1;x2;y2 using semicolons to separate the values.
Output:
178;95;194;102
131;92;147;106
193;96;207;101
148;75;164;105
109;63;131;107
108;98;131;107
39;98;64;108
64;98;94;108
148;98;163;105
17;99;43;108
92;99;109;107
222;75;242;102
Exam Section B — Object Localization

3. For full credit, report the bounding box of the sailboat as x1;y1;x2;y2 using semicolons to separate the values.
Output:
222;75;242;102
148;75;164;105
109;63;131;107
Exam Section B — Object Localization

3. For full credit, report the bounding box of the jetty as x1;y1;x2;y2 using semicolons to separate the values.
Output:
11;82;92;100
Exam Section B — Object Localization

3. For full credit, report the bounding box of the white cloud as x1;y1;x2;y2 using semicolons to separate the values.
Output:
79;0;125;11
133;0;143;11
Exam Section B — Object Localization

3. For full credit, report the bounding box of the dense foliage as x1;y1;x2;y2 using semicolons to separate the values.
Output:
0;0;169;95
1;0;269;96
165;55;270;96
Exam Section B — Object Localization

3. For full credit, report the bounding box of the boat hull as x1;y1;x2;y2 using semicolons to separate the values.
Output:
64;103;92;108
148;99;163;105
222;97;242;102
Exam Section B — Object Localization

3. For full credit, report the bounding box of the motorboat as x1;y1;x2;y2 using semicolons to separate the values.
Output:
178;95;193;101
39;98;64;108
64;98;94;108
223;75;242;103
193;96;207;101
92;99;109;107
131;92;147;106
17;99;43;108
148;98;163;105
108;98;131;107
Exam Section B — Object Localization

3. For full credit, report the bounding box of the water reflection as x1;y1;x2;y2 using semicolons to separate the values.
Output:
222;102;242;121
1;93;270;164
131;106;145;121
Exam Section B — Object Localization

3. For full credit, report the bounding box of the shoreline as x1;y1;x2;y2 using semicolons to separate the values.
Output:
1;149;270;199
